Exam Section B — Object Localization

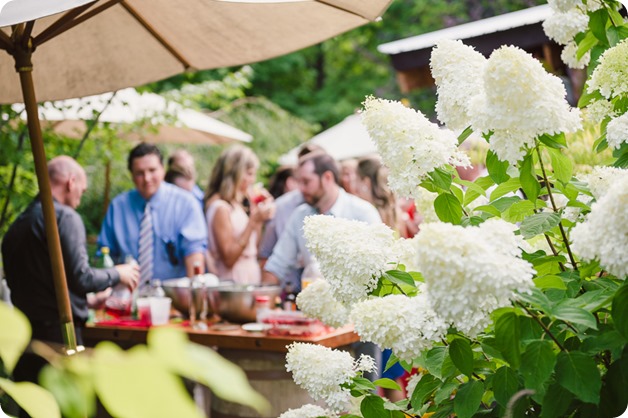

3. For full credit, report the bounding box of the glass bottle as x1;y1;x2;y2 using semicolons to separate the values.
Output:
255;295;271;323
103;247;132;318
301;257;322;290
283;282;297;311
102;246;114;268
189;262;202;327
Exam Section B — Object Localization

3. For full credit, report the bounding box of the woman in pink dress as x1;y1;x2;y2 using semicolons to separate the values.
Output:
204;145;274;284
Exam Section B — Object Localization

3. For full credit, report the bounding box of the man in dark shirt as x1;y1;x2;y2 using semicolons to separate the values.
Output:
2;156;139;348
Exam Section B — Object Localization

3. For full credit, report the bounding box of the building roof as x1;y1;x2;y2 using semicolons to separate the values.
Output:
378;4;552;56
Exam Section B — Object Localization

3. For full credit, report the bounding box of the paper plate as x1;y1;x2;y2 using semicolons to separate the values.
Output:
241;323;271;332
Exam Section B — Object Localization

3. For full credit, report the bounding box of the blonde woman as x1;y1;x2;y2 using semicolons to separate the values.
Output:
204;145;274;284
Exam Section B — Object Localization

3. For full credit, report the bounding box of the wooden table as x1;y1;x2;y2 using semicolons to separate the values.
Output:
83;322;359;352
84;322;359;418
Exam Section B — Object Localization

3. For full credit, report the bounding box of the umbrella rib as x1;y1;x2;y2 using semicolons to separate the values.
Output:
0;29;11;51
32;2;101;47
120;1;193;71
315;0;375;21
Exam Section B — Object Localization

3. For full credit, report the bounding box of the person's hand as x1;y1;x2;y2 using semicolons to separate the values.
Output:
115;263;140;290
87;288;113;309
250;198;275;223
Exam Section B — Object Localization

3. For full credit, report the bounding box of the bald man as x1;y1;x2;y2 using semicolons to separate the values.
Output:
2;156;139;349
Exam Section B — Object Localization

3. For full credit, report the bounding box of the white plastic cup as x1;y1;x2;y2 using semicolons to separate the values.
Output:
136;297;151;325
149;297;171;326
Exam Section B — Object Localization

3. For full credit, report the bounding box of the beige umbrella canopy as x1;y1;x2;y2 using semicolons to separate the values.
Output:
0;0;394;350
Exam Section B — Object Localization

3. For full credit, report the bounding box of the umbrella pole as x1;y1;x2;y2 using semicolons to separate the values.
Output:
13;37;78;352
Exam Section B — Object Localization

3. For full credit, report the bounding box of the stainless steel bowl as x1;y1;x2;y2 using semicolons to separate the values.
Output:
162;275;221;318
210;284;282;323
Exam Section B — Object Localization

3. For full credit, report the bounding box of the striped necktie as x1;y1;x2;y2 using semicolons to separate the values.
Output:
138;202;153;287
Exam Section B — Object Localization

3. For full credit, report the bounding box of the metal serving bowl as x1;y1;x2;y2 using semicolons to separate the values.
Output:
162;275;221;318
210;284;282;323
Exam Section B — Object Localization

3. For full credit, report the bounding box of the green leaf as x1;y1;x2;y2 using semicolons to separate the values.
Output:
462;176;495;206
486;150;510;184
519;212;561;239
517;287;555;314
541;381;574;418
361;394;404;418
491;196;521;212
39;366;95;418
576;31;598;60
449;338;474;378
434;193;463;225
434;381;458;404
424;347;449;380
547;148;573;184
533;275;567;290
457;125;474;144
0;302;31;374
590;8;610;45
410;374;442;408
453;380;483;418
374;378;402;391
552;304;598;330
353;377;378;392
612;283;628;339
489;177;521;201
503;200;536;223
147;327;270;415
519;154;540;203
384;270;417;288
492;366;519;408
520;340;556;398
0;377;61;418
555;351;601;404
538;133;567;149
495;312;521;369
429;167;453;191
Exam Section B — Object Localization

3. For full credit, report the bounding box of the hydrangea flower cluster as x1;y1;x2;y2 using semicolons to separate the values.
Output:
430;39;486;130
468;46;581;164
415;219;535;335
361;96;469;198
303;215;396;305
571;175;628;278
350;293;448;362
587;39;628;99
285;343;374;412
585;99;616;124
606;111;628;150
584;166;628;200
279;404;335;418
560;41;591;70
542;8;589;45
296;279;350;328
413;187;440;223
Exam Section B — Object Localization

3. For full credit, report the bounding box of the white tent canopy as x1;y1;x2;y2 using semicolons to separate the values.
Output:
13;88;252;145
279;113;377;165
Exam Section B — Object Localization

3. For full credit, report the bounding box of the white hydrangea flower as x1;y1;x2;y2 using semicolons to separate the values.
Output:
430;39;487;130
355;354;377;374
588;39;628;99
406;372;423;399
296;279;351;328
303;215;396;305
361;96;470;199
584;0;603;11
415;220;535;336
469;45;582;165
351;293;447;362
392;236;420;272
584;166;628;200
543;9;589;45
585;99;616;124
286;343;373;412
549;193;581;223
414;187;440;223
606;112;628;150
561;41;591;69
548;0;582;12
571;175;628;278
279;404;336;418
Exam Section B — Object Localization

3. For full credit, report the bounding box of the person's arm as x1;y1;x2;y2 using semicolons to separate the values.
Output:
184;252;206;277
262;270;280;285
60;208;138;294
211;201;273;268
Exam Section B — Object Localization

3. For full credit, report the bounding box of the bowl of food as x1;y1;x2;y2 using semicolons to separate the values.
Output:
162;274;221;318
210;284;282;323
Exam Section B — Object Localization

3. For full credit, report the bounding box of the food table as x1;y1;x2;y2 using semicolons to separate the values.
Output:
83;320;359;417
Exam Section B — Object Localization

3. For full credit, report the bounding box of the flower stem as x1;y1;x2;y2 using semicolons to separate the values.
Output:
544;233;566;272
535;147;578;271
516;301;566;351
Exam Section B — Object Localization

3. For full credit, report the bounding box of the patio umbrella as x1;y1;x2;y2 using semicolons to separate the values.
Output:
14;87;253;145
0;0;394;350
